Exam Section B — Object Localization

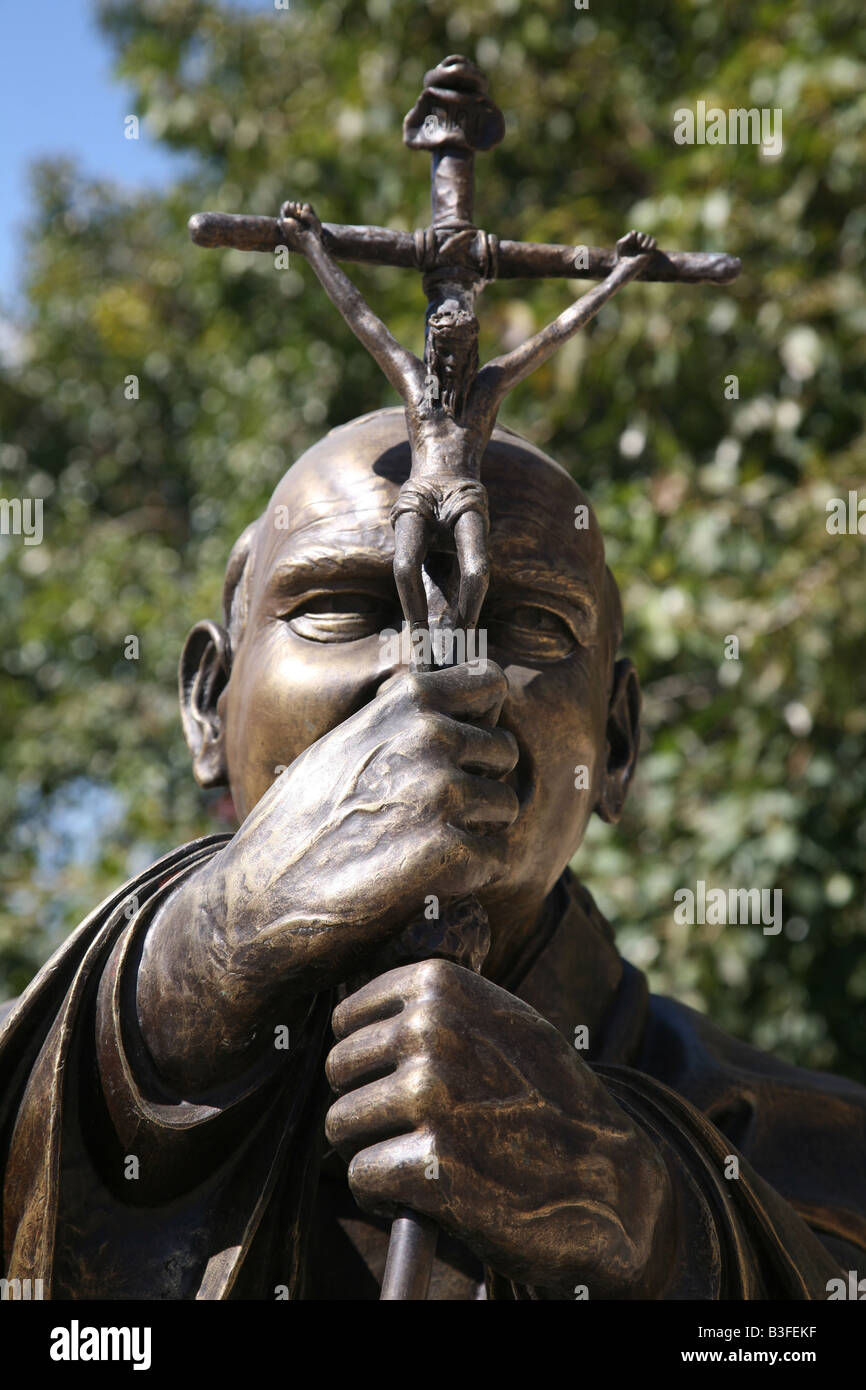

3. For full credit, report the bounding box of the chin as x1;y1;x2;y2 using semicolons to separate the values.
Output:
479;845;557;909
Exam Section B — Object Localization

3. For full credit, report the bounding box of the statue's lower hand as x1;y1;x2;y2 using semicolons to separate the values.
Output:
615;229;658;259
325;960;675;1295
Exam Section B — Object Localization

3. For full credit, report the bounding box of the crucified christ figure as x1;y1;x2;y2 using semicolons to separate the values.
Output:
281;200;656;655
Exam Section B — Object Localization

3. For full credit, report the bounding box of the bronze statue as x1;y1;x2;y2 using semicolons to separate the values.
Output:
1;57;864;1303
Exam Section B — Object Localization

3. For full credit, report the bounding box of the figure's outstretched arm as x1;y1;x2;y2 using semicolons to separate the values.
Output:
476;231;657;406
280;201;423;399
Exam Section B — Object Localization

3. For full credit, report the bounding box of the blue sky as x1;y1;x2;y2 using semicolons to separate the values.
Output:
0;0;267;311
0;0;269;851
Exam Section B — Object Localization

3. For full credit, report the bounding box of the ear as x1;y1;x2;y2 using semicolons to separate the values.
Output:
595;657;641;824
178;620;232;788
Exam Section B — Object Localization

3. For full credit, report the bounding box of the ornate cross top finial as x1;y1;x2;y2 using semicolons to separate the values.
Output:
403;54;505;233
404;53;505;153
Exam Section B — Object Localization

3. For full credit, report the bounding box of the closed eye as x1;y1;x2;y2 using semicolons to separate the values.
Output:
281;591;400;643
484;603;577;661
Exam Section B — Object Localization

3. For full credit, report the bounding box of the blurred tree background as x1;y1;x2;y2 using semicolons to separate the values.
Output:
1;0;864;1080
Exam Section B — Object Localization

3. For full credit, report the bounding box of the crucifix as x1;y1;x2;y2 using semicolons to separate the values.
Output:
190;54;739;669
189;52;741;1301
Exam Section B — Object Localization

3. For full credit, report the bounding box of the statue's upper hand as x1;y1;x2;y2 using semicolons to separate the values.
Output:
615;229;658;259
207;661;518;995
136;661;517;1092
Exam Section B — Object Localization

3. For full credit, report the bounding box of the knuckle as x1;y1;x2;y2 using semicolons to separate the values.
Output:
403;671;430;707
346;1152;389;1214
400;1059;441;1124
416;764;459;816
476;658;506;694
324;1049;337;1090
411;708;449;745
434;770;464;815
346;1153;373;1200
433;823;475;872
398;1000;439;1048
498;727;519;765
412;956;458;997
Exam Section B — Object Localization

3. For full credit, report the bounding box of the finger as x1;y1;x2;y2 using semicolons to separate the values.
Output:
435;823;512;896
332;963;419;1040
442;718;519;779
332;959;461;1040
448;772;519;831
401;710;518;781
325;1064;433;1156
411;660;508;727
347;1130;444;1222
326;1017;401;1094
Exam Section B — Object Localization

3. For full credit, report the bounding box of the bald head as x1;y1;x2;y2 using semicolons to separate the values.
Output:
222;407;622;672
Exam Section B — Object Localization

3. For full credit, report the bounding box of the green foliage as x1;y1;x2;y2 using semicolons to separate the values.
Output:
1;0;864;1080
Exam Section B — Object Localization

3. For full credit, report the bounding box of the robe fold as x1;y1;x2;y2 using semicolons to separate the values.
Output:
1;837;863;1299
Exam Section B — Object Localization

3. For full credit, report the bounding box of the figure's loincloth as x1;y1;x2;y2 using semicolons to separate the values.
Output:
390;476;489;534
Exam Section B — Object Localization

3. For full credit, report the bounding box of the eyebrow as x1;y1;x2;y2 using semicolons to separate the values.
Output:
264;548;395;595
264;549;599;640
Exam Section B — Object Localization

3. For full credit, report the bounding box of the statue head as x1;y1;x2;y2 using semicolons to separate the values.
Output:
179;407;639;939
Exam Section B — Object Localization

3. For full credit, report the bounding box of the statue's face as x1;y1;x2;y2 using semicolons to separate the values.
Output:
427;301;477;371
213;410;636;930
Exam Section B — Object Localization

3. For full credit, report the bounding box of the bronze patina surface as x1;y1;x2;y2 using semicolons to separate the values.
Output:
0;57;863;1304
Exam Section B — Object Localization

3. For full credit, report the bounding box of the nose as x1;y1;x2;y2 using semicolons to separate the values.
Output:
373;619;414;698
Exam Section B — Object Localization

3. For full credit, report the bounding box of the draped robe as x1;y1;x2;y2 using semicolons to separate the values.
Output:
1;837;863;1299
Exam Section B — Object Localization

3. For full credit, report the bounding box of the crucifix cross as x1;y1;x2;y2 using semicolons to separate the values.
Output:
190;54;739;665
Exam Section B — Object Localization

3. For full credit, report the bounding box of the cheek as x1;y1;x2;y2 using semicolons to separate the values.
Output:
504;655;608;833
224;624;386;815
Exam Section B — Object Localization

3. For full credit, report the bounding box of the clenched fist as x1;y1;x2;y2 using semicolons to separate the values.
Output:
326;959;675;1295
